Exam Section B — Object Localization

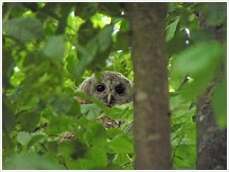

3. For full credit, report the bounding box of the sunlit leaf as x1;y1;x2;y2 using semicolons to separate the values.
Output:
91;12;109;28
17;132;31;146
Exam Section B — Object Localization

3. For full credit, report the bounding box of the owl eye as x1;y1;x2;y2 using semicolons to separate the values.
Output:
115;85;125;95
96;83;106;92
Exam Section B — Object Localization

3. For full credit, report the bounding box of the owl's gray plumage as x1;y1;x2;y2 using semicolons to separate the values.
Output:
76;71;133;128
77;71;133;107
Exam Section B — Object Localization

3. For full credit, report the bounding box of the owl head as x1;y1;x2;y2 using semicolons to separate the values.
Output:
77;71;133;107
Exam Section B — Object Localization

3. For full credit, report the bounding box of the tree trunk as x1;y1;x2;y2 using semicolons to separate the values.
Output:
196;85;227;170
196;3;227;170
125;3;171;169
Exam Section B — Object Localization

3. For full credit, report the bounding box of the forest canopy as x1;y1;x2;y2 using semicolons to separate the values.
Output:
2;2;227;170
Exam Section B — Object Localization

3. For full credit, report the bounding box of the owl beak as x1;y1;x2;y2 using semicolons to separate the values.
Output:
107;91;112;104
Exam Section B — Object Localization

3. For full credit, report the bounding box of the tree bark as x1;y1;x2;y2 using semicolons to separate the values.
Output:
196;3;227;170
196;85;227;170
125;3;171;169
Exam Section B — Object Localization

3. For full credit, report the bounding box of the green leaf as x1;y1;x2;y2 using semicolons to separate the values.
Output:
172;41;222;76
108;134;134;154
73;42;97;79
167;30;189;55
46;116;72;134
65;54;79;75
104;103;133;121
75;3;98;20
200;3;227;26
73;25;113;79
97;25;113;52
2;133;14;150
43;35;66;59
78;20;97;46
58;139;87;159
80;104;101;120
113;31;130;51
119;18;130;32
106;128;123;139
49;93;76;116
173;145;196;169
18;111;41;132
17;131;31;146
27;133;48;148
67;158;94;170
91;12;108;29
3;17;43;42
2;99;16;134
171;41;223;99
112;154;133;170
63;145;108;170
85;146;108;169
84;122;107;145
212;75;227;130
166;16;180;42
3;151;65;170
101;3;123;17
75;92;110;111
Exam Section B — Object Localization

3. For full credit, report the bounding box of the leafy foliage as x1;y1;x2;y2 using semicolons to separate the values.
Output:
167;2;226;169
2;2;226;170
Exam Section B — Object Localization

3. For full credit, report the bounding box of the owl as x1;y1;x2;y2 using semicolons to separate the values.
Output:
58;71;132;142
76;71;133;128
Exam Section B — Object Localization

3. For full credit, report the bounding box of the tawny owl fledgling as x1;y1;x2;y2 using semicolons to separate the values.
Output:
58;71;133;142
76;71;133;128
